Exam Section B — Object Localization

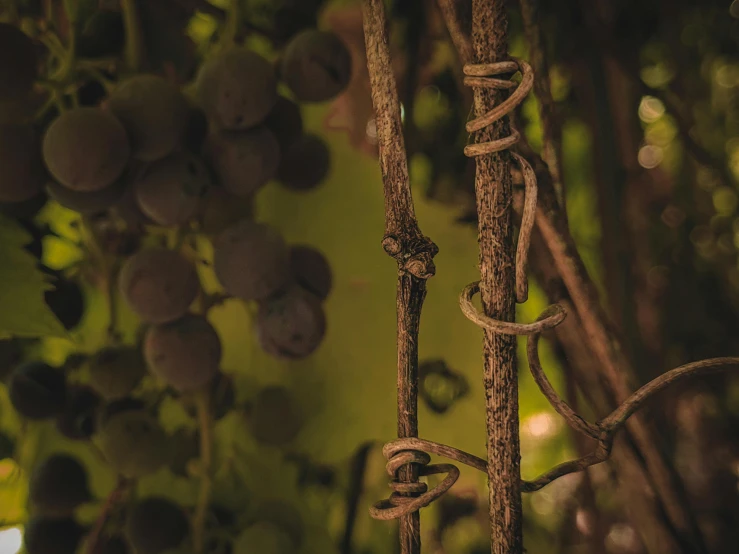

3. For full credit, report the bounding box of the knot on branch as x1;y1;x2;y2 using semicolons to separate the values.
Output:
382;233;439;279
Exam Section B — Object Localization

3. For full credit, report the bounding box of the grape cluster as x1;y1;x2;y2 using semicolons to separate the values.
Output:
0;7;349;554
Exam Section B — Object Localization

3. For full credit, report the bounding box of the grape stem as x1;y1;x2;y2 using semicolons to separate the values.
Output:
120;0;145;73
84;477;129;554
192;387;213;554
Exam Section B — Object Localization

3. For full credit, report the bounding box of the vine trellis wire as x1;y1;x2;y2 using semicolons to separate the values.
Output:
361;0;739;552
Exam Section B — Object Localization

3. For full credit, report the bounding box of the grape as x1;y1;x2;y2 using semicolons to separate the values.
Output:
213;221;290;301
78;10;124;58
0;124;45;203
41;268;85;330
125;497;190;554
289;245;332;300
0;430;14;459
97;535;130;554
118;248;200;324
29;454;91;516
205;126;280;197
168;427;199;477
277;134;330;191
56;385;101;440
196;48;277;130
255;287;326;360
181;372;235;421
280;30;352;102
8;361;66;419
113;169;154;227
199;187;254;236
24;517;85;554
97;409;170;478
88;346;147;400
107;75;190;161
144;314;221;392
43;108;130;192
0;23;37;102
233;521;292;554
256;500;304;547
46;177;127;214
263;96;303;149
134;152;211;226
248;386;302;446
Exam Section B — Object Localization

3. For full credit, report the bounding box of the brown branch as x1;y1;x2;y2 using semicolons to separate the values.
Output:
362;1;438;553
468;1;523;552
436;0;474;65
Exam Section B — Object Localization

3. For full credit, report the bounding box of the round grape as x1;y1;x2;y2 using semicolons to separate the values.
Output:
8;361;66;419
277;134;330;191
213;221;290;301
43;108;130;192
55;385;101;440
205;126;280;197
97;409;169;478
248;386;302;446
0;124;45;203
24;517;85;554
263;96;303;149
233;521;292;554
255;287;326;359
46;177;127;214
144;314;221;392
29;454;91;516
0;23;37;102
199;187;254;236
196;48;277;130
280;30;351;102
107;75;190;161
88;346;147;400
134;152;211;226
125;497;190;554
118;248;200;324
289;245;332;300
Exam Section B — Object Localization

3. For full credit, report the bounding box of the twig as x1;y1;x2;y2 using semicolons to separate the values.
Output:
120;0;144;72
519;0;566;215
361;1;438;553
85;477;129;554
192;389;213;554
435;0;473;65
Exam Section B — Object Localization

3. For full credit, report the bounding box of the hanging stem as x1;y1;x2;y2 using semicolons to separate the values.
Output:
120;0;144;72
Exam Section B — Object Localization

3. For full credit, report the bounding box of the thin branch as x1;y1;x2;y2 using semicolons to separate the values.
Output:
340;442;374;554
362;1;438;553
85;477;129;554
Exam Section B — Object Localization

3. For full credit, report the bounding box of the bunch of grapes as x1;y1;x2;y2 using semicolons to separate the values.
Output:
0;2;349;553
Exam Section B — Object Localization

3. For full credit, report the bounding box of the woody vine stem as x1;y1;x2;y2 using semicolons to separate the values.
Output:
363;1;739;554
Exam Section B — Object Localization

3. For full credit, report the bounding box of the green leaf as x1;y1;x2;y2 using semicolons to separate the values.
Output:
0;216;68;339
